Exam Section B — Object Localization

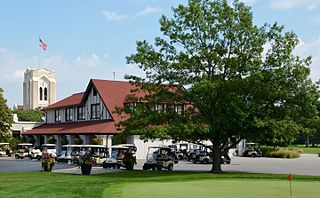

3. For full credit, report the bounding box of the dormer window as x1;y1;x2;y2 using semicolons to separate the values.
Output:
77;106;85;120
65;107;74;121
91;103;100;119
93;88;97;96
55;109;62;122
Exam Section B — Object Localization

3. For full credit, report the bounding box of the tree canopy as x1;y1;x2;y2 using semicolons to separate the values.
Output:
12;109;44;122
120;0;319;172
0;88;13;142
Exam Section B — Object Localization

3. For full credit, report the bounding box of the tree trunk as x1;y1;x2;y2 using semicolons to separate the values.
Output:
210;141;222;173
306;135;310;148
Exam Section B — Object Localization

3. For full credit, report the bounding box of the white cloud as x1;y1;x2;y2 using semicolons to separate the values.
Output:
294;37;320;81
271;0;320;10
135;6;161;17
102;11;127;22
239;0;258;6
228;0;258;6
75;54;104;68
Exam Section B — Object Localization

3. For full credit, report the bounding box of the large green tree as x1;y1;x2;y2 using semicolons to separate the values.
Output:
12;109;44;122
0;88;13;142
121;0;319;172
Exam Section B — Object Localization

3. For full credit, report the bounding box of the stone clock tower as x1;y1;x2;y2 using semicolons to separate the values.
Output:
23;68;56;110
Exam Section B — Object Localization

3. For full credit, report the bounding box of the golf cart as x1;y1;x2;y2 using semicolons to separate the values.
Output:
84;145;108;165
193;151;231;164
41;144;57;159
102;145;135;169
57;145;81;164
0;143;12;157
15;143;41;159
143;146;177;171
242;142;262;157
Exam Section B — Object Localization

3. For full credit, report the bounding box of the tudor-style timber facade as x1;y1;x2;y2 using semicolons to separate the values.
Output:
23;79;185;158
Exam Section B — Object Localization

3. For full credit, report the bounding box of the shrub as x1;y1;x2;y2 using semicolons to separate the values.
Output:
269;150;299;158
260;146;300;158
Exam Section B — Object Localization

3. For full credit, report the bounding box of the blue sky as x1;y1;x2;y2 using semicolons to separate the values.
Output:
0;0;319;107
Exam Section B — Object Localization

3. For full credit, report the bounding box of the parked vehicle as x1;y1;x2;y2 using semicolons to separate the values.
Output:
143;146;177;171
15;143;39;159
193;150;231;164
57;145;82;163
102;145;136;169
0;143;12;157
87;145;108;165
40;144;57;159
59;145;108;165
242;142;262;157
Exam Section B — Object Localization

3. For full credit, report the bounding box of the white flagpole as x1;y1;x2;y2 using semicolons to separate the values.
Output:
38;36;41;69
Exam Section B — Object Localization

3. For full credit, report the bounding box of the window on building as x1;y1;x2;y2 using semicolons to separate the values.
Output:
44;87;48;101
39;87;43;100
91;104;100;119
157;104;165;112
176;104;184;115
55;109;62;122
65;108;74;121
93;88;97;96
77;106;85;120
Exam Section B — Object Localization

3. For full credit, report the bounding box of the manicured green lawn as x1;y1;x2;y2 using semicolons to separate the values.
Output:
118;179;320;198
296;146;320;154
0;171;320;198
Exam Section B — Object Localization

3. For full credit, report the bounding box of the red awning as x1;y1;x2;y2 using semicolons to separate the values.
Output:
23;120;119;135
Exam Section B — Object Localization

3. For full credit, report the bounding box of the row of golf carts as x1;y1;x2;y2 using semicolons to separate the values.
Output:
1;142;233;171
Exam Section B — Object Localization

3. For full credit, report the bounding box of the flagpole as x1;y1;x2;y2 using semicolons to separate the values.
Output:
38;35;40;69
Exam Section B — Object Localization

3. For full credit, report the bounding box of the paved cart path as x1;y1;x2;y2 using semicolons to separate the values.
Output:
1;154;319;176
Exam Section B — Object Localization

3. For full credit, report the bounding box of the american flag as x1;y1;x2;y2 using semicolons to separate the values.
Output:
39;38;47;50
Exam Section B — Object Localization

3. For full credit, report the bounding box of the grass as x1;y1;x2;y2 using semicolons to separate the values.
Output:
0;171;320;197
294;145;320;154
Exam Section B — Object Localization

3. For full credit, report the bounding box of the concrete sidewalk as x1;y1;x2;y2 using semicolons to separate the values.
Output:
53;166;121;174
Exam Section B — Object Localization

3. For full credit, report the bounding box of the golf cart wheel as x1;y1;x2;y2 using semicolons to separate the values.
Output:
203;159;209;164
168;164;173;171
15;155;19;159
251;153;256;157
152;165;159;171
143;165;148;170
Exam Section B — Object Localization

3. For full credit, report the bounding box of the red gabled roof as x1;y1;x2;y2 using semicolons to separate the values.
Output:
44;92;84;111
90;79;146;122
42;79;180;124
23;120;118;135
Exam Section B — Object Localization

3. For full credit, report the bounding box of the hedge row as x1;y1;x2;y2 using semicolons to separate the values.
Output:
260;146;301;158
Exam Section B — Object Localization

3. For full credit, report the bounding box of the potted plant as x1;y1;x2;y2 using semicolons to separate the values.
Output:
42;152;55;172
79;151;94;175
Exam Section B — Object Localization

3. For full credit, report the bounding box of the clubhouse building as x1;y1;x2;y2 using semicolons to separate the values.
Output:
23;79;182;158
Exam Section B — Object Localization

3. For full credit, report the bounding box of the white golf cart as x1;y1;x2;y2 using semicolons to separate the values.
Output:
102;144;136;169
41;144;57;159
143;146;177;171
57;145;81;164
0;143;12;157
87;145;108;165
15;143;41;159
242;142;262;157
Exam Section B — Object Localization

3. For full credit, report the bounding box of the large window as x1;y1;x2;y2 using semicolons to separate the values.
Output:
44;87;48;101
55;109;62;122
39;87;43;100
65;108;74;121
91;104;100;119
77;106;85;120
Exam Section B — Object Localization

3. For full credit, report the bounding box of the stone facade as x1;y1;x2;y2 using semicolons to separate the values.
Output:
23;68;56;110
